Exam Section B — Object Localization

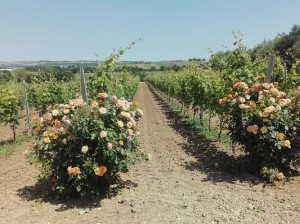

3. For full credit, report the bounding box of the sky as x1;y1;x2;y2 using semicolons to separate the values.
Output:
0;0;300;61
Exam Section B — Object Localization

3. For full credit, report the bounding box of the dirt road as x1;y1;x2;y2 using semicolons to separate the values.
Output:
1;82;300;224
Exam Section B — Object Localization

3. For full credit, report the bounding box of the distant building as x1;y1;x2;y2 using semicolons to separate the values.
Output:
0;69;14;72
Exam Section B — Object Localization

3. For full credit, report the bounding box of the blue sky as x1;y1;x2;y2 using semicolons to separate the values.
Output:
0;0;299;61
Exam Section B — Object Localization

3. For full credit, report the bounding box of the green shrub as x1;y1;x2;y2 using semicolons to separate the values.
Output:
29;92;146;198
220;81;300;180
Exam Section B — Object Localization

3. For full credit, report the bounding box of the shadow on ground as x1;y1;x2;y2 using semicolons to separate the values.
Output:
148;84;262;186
17;178;138;211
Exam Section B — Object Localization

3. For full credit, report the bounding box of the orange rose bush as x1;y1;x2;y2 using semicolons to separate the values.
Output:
220;81;300;180
30;93;146;197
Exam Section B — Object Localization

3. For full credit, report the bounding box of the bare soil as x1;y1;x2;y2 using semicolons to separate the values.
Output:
1;82;300;224
0;117;29;142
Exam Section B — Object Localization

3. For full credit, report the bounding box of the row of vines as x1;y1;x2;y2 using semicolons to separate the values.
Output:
0;55;140;140
145;41;300;181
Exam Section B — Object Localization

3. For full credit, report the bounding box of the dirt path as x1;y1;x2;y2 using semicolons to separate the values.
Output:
1;82;300;224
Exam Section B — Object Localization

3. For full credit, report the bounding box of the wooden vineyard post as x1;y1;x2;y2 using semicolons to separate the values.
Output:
22;80;31;132
199;103;204;121
283;62;287;91
80;65;88;103
264;54;276;83
13;83;22;116
208;110;212;131
114;78;118;96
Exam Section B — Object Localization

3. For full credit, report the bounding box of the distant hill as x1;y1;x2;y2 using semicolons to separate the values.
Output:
0;60;201;70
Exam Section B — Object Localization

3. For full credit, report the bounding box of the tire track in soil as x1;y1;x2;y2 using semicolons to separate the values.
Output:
1;82;300;224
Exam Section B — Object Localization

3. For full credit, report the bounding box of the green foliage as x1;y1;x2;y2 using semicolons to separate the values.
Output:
250;24;300;69
260;167;281;182
13;69;38;83
145;67;224;119
37;67;76;82
114;71;140;99
0;86;20;141
88;40;140;99
0;70;13;82
27;80;79;115
0;135;34;156
13;66;77;84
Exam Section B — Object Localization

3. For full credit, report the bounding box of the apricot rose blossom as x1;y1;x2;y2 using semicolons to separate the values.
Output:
247;125;258;134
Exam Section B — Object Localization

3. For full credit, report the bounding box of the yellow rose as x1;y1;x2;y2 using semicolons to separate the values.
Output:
127;122;133;129
276;172;285;180
279;99;291;107
270;88;280;97
116;120;124;128
260;103;266;108
118;111;127;119
239;104;247;109
278;133;284;141
262;111;269;118
81;145;89;154
249;101;256;109
44;137;51;143
90;101;98;107
268;97;276;103
262;83;270;89
264;106;275;114
98;92;108;99
260;126;267;133
282;140;291;148
238;97;246;103
74;98;84;107
64;104;70;109
52;109;60;116
63;109;70;114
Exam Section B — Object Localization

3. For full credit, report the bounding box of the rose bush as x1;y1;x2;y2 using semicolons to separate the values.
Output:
30;92;146;198
220;80;300;181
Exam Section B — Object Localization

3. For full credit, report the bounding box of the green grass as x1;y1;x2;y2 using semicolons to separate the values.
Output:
253;205;266;216
187;117;230;142
169;104;232;149
0;135;34;157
